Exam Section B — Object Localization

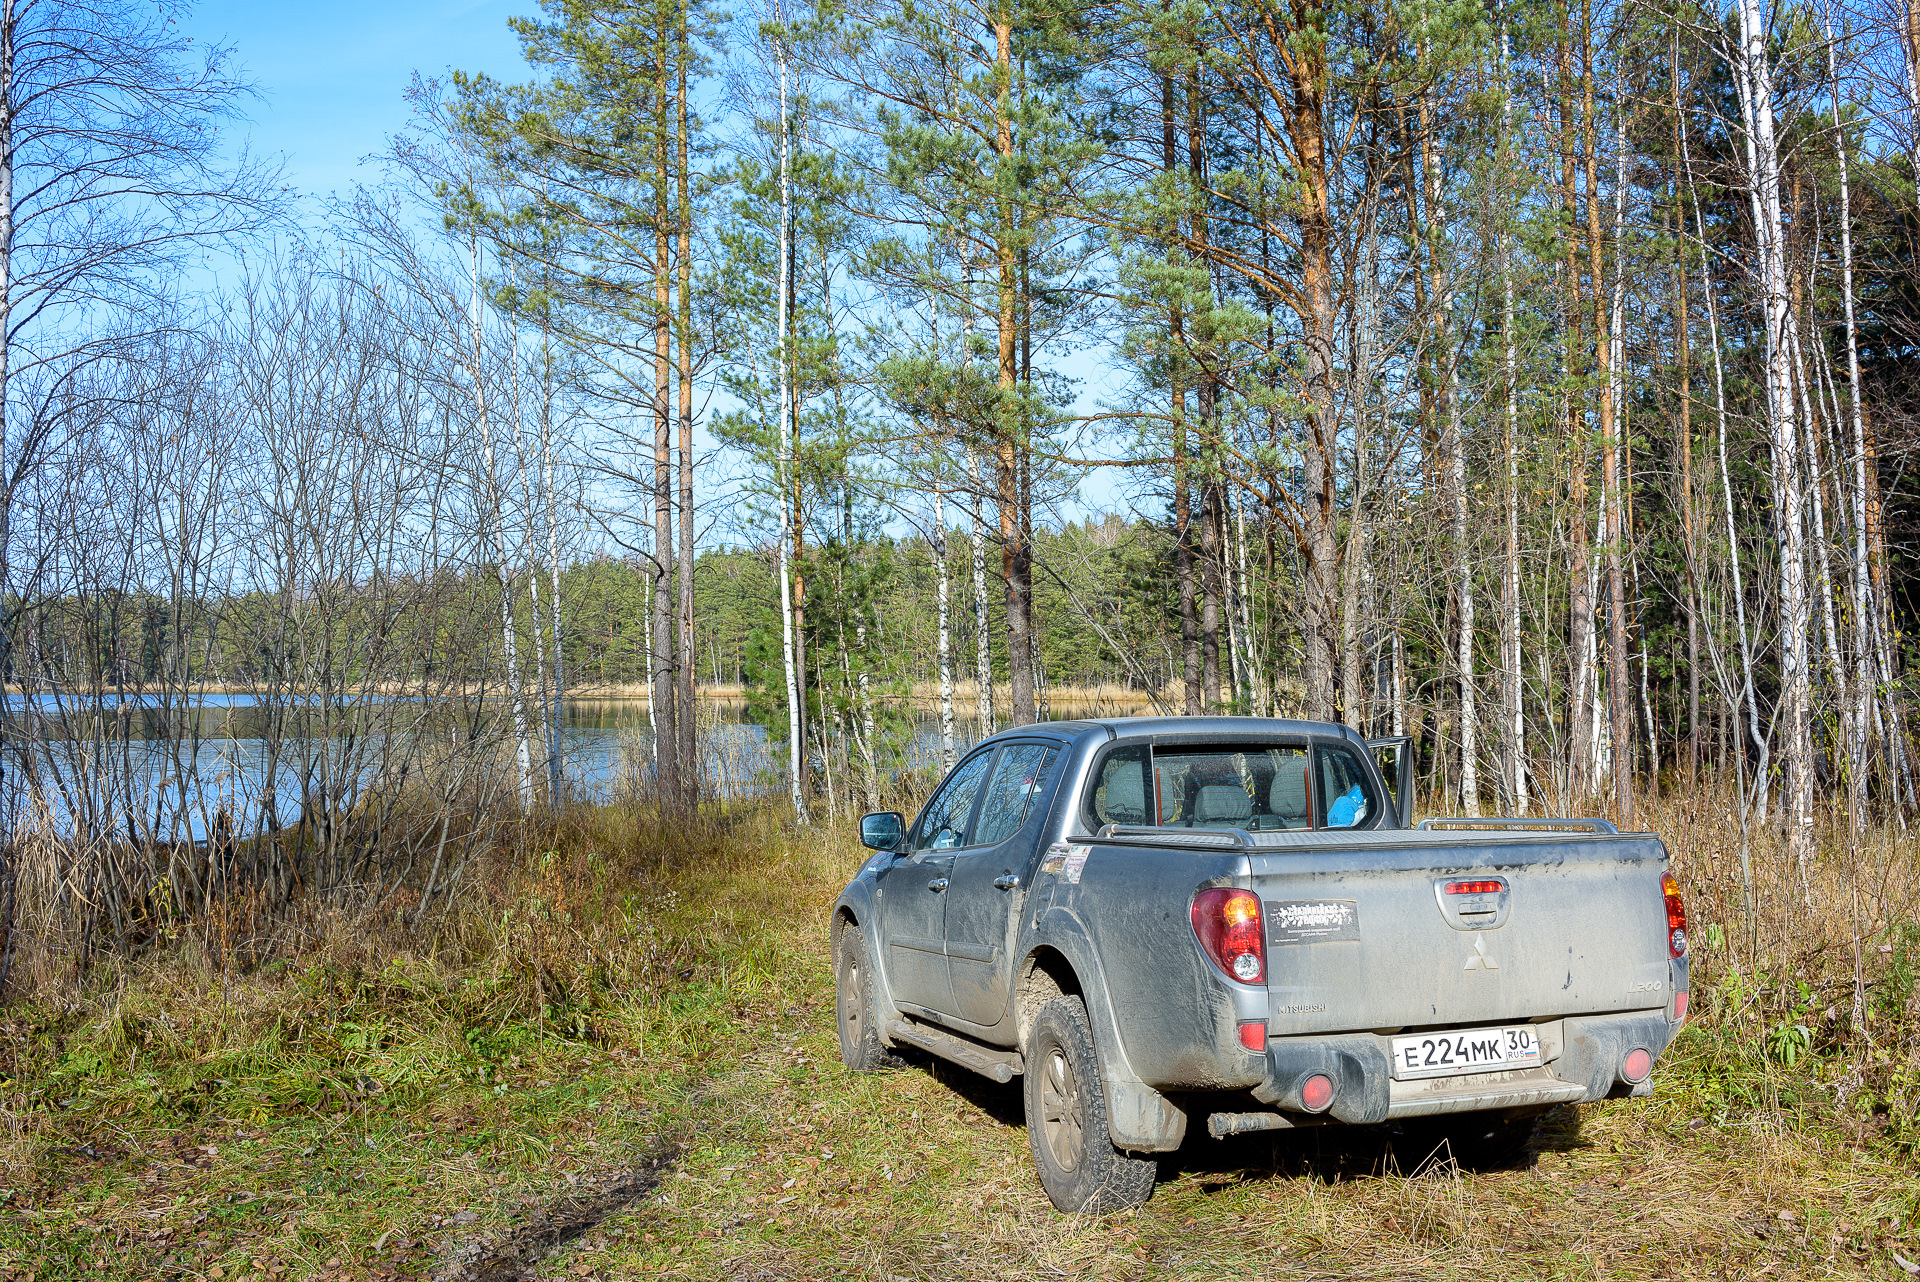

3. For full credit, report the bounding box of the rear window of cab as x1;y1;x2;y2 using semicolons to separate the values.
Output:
1083;742;1380;833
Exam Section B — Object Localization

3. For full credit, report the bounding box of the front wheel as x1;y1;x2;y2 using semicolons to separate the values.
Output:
1023;996;1157;1213
834;926;902;1072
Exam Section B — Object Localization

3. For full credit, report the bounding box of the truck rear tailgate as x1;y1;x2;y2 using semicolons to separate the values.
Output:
1246;828;1672;1037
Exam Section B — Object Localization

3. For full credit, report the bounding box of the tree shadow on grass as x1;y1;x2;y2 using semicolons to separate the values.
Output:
894;1046;1026;1127
1158;1102;1585;1193
897;1045;1587;1196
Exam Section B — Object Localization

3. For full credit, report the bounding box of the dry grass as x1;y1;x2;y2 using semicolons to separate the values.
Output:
2;783;1919;1281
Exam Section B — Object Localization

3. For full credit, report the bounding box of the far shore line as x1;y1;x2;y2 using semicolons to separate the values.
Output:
1;680;1161;709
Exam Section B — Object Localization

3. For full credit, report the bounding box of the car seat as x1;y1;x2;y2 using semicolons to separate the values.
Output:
1098;764;1147;825
1269;764;1311;828
1192;784;1253;828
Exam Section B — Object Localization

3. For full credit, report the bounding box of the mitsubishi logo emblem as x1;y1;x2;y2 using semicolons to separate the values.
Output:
1463;936;1500;972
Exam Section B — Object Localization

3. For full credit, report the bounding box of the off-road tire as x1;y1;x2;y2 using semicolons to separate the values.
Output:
1023;996;1157;1214
835;925;903;1072
1394;1108;1540;1173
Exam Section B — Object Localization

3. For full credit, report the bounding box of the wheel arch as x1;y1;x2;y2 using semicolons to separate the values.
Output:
1014;945;1082;1048
1017;923;1186;1154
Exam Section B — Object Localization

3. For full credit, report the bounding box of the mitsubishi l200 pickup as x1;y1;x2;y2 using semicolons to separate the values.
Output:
831;717;1690;1213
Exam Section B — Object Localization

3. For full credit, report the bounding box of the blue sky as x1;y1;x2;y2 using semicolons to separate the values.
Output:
188;0;528;202
181;0;1130;527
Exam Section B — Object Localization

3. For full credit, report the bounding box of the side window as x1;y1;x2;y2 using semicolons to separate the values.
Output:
912;749;994;851
1317;746;1376;829
1086;745;1151;828
971;743;1060;846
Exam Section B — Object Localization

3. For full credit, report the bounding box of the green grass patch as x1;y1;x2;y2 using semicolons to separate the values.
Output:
4;800;1920;1281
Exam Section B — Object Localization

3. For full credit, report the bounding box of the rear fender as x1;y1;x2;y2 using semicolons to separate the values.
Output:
1026;908;1188;1154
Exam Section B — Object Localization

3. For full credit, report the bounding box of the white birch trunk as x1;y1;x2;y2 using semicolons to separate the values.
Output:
966;447;993;735
1501;5;1526;816
1735;0;1813;870
1391;615;1405;737
1826;4;1875;825
1686;104;1771;825
1586;505;1607;792
468;230;530;808
1608;116;1632;805
1233;495;1260;717
1903;0;1920;176
541;340;566;801
934;487;955;770
775;39;807;823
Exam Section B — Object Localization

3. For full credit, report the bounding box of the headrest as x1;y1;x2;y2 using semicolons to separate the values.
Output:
1194;784;1253;822
1101;766;1146;824
1269;765;1309;819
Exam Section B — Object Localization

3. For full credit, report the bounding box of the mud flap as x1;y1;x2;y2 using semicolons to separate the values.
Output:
1104;1074;1188;1153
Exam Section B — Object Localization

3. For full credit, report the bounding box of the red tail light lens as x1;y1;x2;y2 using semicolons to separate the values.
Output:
1237;1021;1267;1051
1662;872;1688;958
1192;888;1265;984
1299;1073;1335;1112
1621;1047;1653;1083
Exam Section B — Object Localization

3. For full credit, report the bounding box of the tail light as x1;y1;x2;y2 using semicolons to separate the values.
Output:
1299;1073;1335;1112
1620;1047;1653;1083
1662;872;1688;958
1192;888;1265;984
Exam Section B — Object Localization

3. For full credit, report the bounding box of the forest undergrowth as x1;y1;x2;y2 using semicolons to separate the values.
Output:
3;782;1920;1281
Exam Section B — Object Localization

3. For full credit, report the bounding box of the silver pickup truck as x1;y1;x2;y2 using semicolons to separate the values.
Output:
831;717;1690;1213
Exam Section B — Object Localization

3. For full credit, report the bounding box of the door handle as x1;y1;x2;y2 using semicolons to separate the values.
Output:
992;873;1021;890
927;877;950;892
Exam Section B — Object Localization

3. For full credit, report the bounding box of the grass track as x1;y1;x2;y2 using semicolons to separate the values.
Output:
3;804;1919;1281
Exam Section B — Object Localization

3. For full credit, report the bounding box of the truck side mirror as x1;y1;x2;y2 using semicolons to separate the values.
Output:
860;811;905;851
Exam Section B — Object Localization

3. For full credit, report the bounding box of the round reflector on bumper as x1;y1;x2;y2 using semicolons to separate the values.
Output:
1620;1047;1653;1083
1299;1073;1335;1112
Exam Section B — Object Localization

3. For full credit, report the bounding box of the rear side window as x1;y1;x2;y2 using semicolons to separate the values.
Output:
971;743;1061;846
1318;746;1373;828
1083;742;1378;832
1089;746;1151;826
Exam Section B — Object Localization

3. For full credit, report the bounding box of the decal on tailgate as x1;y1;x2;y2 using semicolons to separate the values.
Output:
1265;899;1360;945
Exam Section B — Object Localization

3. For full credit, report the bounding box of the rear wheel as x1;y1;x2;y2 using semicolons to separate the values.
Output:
1023;997;1157;1213
834;926;902;1072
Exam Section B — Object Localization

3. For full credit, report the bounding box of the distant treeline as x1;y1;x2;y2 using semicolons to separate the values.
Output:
1;513;1215;697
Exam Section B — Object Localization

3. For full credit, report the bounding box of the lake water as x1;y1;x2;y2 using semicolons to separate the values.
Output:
0;692;1024;841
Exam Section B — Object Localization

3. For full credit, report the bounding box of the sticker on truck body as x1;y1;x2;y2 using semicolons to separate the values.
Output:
1040;843;1091;883
1265;899;1360;945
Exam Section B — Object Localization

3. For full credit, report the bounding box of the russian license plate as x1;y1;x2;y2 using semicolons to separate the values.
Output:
1391;1025;1543;1080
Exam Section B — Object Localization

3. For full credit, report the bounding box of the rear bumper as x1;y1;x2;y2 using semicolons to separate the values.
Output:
1253;1009;1676;1125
